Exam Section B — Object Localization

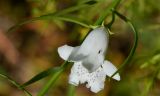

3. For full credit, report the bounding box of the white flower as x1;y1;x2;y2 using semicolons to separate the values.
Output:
58;27;120;93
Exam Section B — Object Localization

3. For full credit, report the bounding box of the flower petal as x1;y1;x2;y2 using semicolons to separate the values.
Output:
76;27;108;71
68;50;88;62
78;27;108;56
69;62;89;86
86;66;106;93
58;44;88;62
90;81;104;93
102;60;120;81
82;54;104;72
69;74;79;86
69;61;108;93
58;45;74;60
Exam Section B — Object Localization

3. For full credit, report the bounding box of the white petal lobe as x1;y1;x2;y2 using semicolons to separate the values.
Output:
86;67;106;93
79;27;108;55
58;45;74;60
69;62;107;93
102;60;120;81
69;62;89;86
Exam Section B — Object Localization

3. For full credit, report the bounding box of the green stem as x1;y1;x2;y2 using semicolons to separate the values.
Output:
94;0;121;25
54;16;91;28
67;84;76;96
0;74;32;96
106;11;115;29
37;61;69;96
110;10;138;78
81;0;122;43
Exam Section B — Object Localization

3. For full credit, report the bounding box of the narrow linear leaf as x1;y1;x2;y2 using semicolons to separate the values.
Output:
37;68;64;96
0;73;32;96
59;0;97;15
8;13;57;32
54;15;91;28
8;0;97;32
21;67;61;88
37;61;69;96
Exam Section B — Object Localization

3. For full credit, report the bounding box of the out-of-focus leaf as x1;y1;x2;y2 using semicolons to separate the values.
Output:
157;71;160;80
0;66;6;74
140;54;160;68
21;67;61;87
85;0;97;5
141;67;160;96
8;0;97;32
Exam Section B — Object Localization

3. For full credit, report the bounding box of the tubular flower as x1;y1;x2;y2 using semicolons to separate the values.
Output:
58;27;120;93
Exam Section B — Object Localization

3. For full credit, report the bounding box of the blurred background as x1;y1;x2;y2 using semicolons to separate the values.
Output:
0;0;160;96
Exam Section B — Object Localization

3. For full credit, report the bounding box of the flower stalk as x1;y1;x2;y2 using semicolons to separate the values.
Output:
110;10;138;78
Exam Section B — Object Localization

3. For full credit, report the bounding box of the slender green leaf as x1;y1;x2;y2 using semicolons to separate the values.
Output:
8;0;97;32
0;73;32;96
54;15;91;28
21;67;61;87
37;61;69;96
